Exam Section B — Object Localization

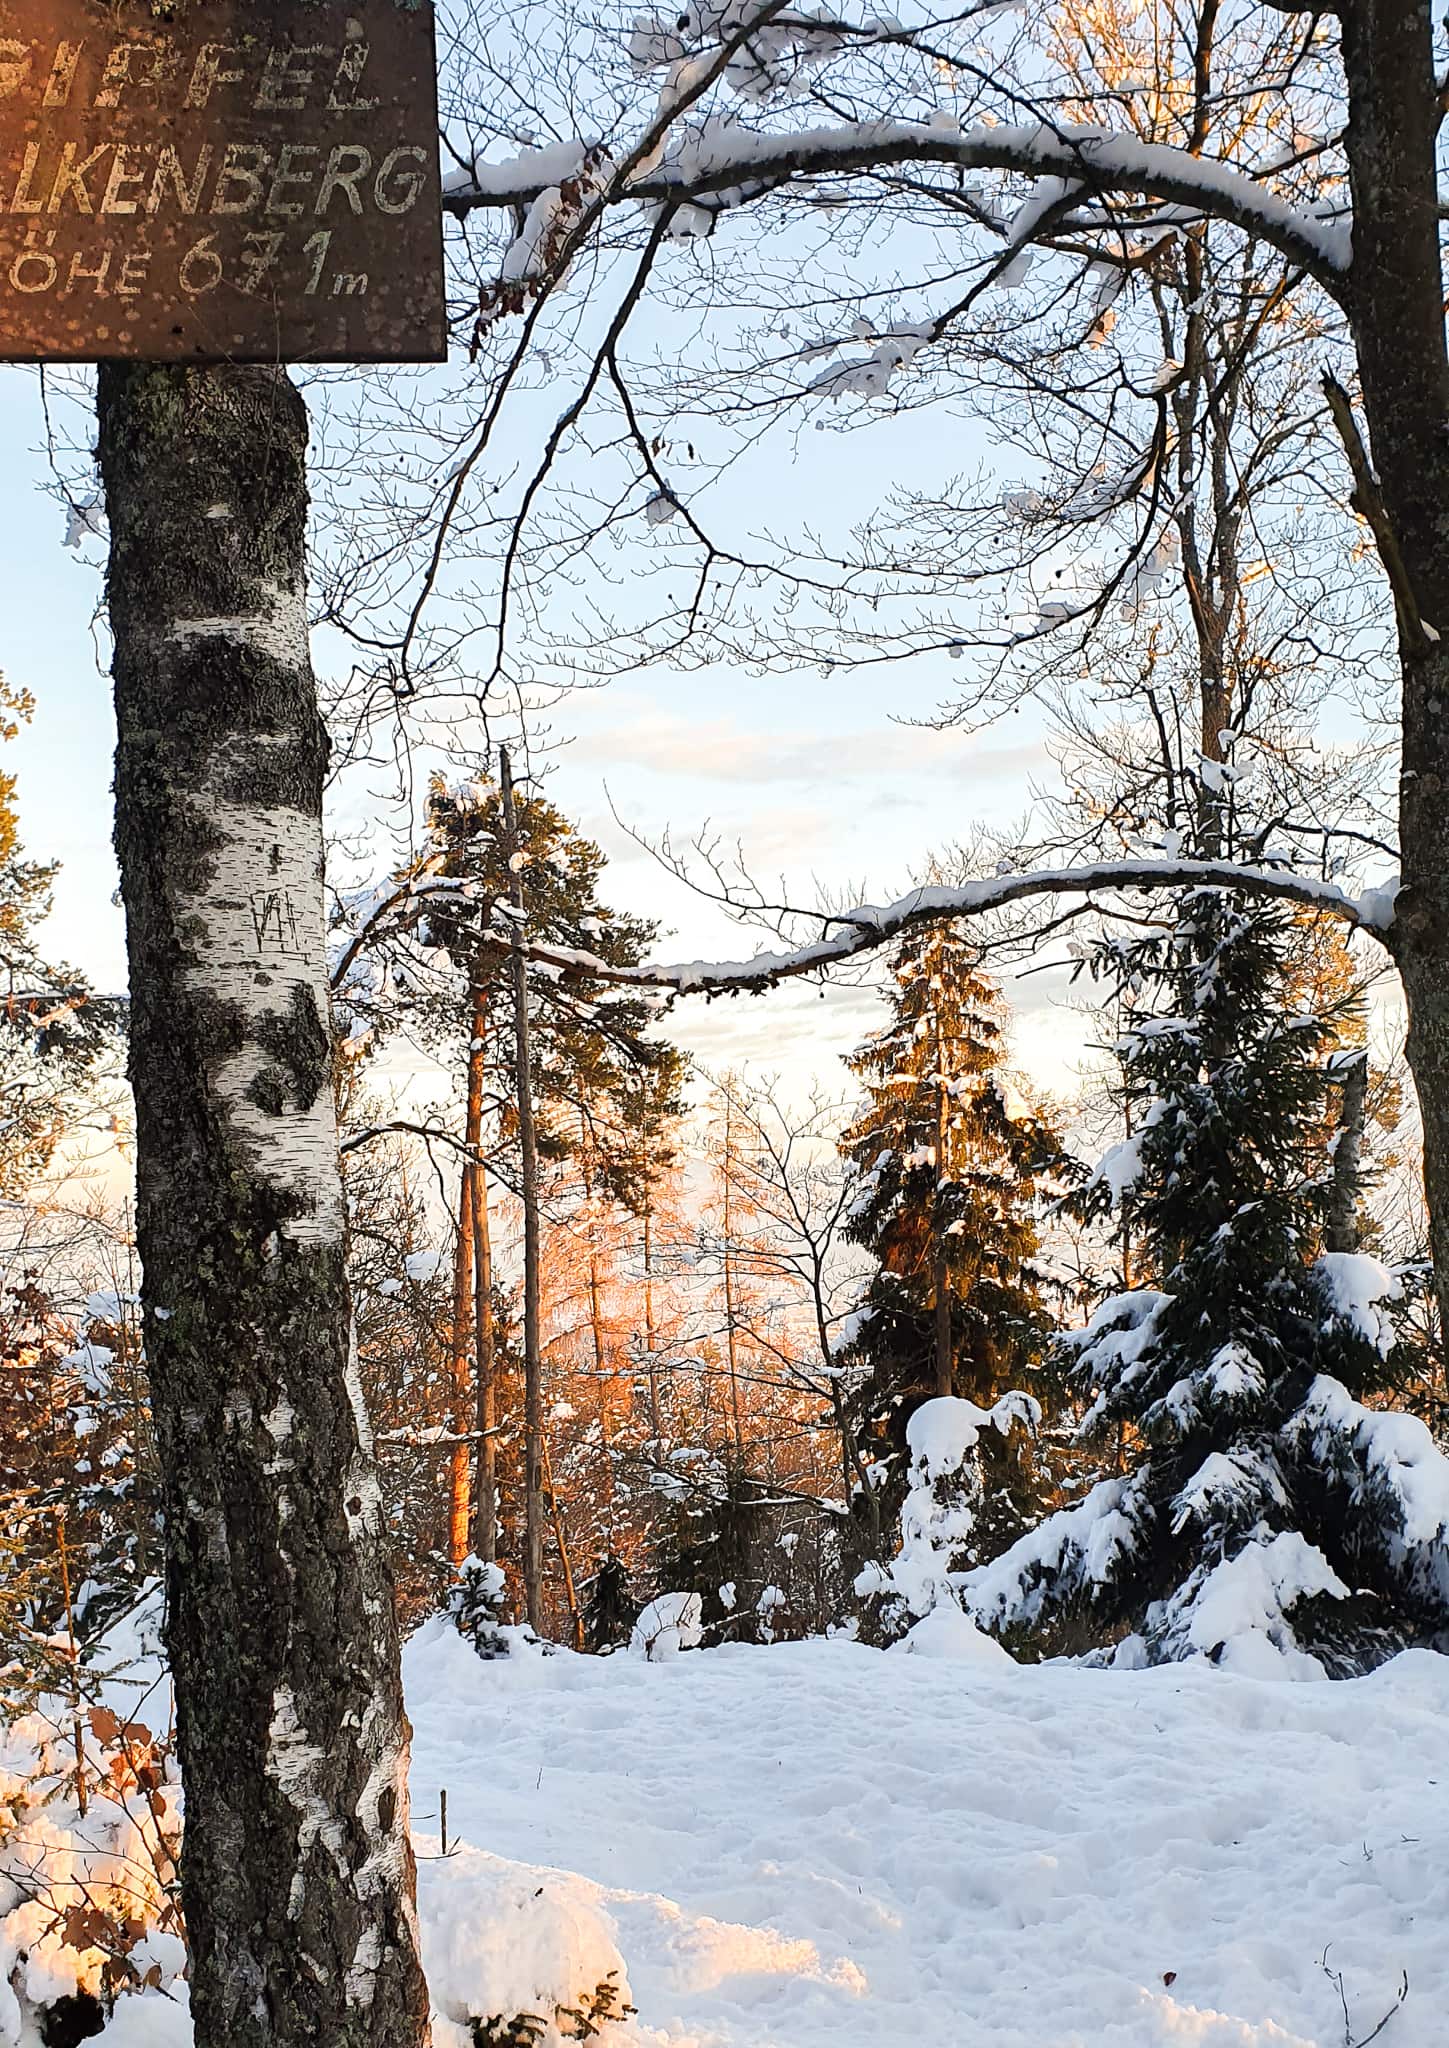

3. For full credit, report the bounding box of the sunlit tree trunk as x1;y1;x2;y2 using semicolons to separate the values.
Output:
470;987;498;1564
721;1092;746;1459
642;1195;661;1439
501;749;544;1628
447;1168;474;1568
933;994;954;1399
446;985;489;1566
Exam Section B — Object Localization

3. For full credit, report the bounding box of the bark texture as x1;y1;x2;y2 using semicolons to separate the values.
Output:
1339;0;1449;1340
98;363;431;2048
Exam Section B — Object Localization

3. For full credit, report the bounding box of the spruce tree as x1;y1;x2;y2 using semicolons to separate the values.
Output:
967;888;1449;1675
840;925;1066;1558
581;1553;641;1653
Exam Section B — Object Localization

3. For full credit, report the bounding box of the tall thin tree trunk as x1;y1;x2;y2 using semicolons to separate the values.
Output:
447;1168;474;1568
98;364;429;2048
541;1433;585;1652
501;750;545;1630
932;1250;954;1400
721;1094;745;1461
642;1195;661;1440
470;990;498;1564
578;1106;618;1514
446;985;488;1565
933;999;954;1399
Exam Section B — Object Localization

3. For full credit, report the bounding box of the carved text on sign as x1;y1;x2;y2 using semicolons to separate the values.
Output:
0;2;446;363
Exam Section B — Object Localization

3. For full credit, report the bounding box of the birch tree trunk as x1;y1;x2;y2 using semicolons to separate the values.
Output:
98;363;430;2048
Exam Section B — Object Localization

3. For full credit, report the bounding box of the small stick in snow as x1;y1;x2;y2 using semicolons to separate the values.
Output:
1320;1947;1409;2048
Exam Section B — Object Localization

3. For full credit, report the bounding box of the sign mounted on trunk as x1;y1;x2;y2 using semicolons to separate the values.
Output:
0;1;446;363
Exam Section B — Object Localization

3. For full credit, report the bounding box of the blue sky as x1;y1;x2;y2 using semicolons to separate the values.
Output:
2;367;125;985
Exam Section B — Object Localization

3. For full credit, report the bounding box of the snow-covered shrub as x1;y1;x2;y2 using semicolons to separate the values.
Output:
421;1848;637;2048
645;1457;840;1645
630;1592;703;1660
859;1393;1037;1648
962;890;1449;1677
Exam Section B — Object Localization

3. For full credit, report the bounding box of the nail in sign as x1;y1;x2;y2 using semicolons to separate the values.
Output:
0;1;446;363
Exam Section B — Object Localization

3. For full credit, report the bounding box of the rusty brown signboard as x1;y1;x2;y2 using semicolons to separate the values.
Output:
0;0;446;363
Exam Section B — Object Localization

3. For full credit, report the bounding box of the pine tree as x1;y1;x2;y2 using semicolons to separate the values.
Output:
406;776;684;1618
967;888;1449;1676
840;926;1066;1557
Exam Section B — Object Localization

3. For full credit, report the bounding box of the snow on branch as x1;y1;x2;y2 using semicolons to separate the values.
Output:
512;860;1393;997
448;119;1350;292
329;851;1389;1001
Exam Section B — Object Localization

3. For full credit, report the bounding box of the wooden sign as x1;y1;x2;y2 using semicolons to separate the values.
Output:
0;1;446;363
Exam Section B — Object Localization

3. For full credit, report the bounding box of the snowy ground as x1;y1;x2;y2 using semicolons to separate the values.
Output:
405;1628;1448;2048
9;1626;1449;2046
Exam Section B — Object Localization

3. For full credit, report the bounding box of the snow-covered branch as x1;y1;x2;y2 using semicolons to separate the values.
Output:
447;119;1350;294
510;861;1394;996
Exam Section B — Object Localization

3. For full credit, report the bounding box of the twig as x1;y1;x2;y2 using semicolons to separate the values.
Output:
1320;1947;1409;2047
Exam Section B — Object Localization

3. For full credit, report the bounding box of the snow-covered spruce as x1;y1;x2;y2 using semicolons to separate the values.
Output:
963;889;1449;1676
447;1554;560;1666
840;925;1068;1565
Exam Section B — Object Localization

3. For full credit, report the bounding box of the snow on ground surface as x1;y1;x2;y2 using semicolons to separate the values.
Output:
405;1627;1448;2048
14;1625;1449;2044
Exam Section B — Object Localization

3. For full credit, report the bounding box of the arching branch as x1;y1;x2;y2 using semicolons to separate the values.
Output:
449;120;1351;296
513;859;1393;996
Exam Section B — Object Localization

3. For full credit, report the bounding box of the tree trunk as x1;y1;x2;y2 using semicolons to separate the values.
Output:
1326;1053;1369;1258
1338;0;1449;1341
721;1095;746;1461
932;1248;954;1400
470;990;498;1565
447;985;489;1567
933;1005;954;1399
501;749;545;1630
541;1432;585;1651
642;1195;661;1440
98;364;429;2048
578;1106;618;1515
447;1166;474;1568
